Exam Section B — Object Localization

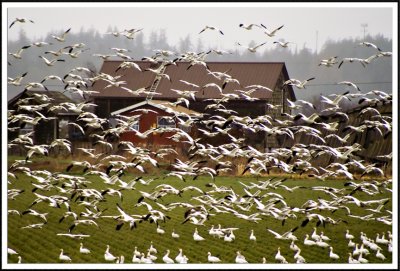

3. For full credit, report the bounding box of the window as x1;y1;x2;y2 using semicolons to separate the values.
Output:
157;116;175;129
131;120;140;131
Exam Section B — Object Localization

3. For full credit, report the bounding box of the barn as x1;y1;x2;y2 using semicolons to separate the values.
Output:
7;90;79;149
91;61;296;150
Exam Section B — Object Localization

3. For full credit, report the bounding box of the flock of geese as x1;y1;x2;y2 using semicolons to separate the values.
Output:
7;17;393;265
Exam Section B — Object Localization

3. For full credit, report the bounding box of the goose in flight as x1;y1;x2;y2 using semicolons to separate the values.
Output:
236;42;267;53
338;57;366;68
8;72;28;86
39;56;65;66
358;41;381;51
261;24;284;37
273;41;294;48
239;23;263;30
9;17;34;28
199;25;224;35
337;81;361;92
283;77;315;89
318;56;338;67
9;45;31;59
51;28;71;42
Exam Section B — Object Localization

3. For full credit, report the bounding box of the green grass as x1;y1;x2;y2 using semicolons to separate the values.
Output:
7;171;392;264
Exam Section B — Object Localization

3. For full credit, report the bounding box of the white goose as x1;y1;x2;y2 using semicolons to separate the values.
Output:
275;247;288;263
79;243;91;254
304;234;316;246
294;249;306;263
162;250;174;263
249;229;256;241
207;252;221;263
52;28;71;42
104;245;117;262
172;229;180;239
290;240;300;252
9;17;34;28
329;247;340;260
376;248;386;260
193;228;205;241
175;248;184;263
199;25;224;35
235;251;248;263
345;229;355;240
156;225;165;235
148;241;157;254
236;41;267;53
59;249;72;262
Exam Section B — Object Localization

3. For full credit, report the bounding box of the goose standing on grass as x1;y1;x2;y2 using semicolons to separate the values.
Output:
249;229;256;241
148;241;157;254
348;253;359;264
375;248;386;260
105;245;117;262
304;234;316;246
275;247;288;263
290;240;300;252
17;256;22;264
79;243;91;254
235;251;248;263
172;229;180;239
162;250;174;263
156;225;165;235
175;248;184;263
329;247;340;260
193;228;205;241
59;249;72;262
294;249;306;263
346;229;355;240
207;252;221;263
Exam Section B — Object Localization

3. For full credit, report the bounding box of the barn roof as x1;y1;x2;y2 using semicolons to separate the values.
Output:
110;99;201;117
92;61;295;101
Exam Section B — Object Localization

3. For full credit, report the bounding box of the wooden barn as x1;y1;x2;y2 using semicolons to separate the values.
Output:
110;99;201;151
91;61;296;150
7;90;79;149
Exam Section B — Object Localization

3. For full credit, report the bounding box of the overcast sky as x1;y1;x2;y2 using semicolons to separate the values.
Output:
4;3;396;53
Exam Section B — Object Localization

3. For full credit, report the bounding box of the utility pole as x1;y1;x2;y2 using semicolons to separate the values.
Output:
361;23;368;40
315;30;318;55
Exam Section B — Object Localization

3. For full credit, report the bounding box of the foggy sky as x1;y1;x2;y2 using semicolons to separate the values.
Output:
4;3;395;53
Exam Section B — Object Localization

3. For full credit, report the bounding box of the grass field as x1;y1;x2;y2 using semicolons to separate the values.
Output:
7;163;393;265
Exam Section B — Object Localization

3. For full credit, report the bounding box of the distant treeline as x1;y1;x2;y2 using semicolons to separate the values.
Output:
7;27;392;102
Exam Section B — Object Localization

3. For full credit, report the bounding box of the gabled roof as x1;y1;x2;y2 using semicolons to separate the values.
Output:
8;90;75;106
92;61;295;101
110;99;200;117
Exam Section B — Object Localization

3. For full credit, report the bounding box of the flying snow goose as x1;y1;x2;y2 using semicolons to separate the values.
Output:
199;25;224;35
236;41;267;53
9;17;34;28
261;24;284;37
51;28;71;42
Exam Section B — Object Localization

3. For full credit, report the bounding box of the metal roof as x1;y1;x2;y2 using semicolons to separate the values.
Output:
92;61;295;100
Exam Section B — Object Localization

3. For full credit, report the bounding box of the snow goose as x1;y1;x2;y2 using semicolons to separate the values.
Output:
303;234;316;246
239;23;263;30
249;229;256;241
199;25;224;35
375;248;386;260
275;247;288;263
17;256;22;264
207;252;221;263
175;248;184;263
162;250;174;263
79;243;90;254
8;248;18;255
156;225;165;235
290;241;300;252
9;17;34;28
329;247;340;260
148;241;157;254
52;28;71;42
171;229;180;239
348;253;359;264
358;253;368;263
59;249;72;262
338;57;366;68
294;249;306;263
235;251;248;263
193;228;205;241
273;41;293;48
39;56;65;66
261;24;284;37
358;41;381;51
236;41;267;53
8;72;28;86
9;45;31;59
104;245;117;262
348;239;356;247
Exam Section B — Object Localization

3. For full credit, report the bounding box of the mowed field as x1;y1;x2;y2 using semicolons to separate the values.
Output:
7;166;393;265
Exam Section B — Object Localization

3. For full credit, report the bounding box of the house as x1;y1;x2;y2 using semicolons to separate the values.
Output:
91;61;296;150
7;90;80;149
110;99;201;151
